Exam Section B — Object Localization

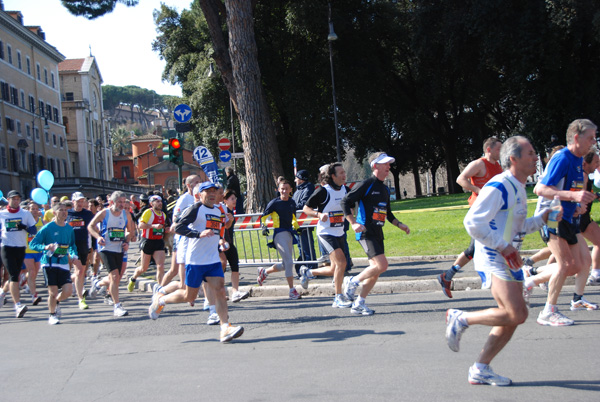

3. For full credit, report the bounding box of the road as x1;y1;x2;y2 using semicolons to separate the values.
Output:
1;279;598;401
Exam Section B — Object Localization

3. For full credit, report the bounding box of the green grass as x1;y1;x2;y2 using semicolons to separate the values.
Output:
235;188;600;260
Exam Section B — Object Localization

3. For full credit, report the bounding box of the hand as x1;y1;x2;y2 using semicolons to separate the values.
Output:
16;223;28;231
398;223;410;234
501;245;522;270
122;243;129;252
352;222;365;233
200;229;215;238
261;225;269;236
572;190;596;205
317;212;328;222
97;237;106;246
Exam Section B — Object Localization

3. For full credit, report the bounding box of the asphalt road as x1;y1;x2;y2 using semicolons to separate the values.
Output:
1;279;598;401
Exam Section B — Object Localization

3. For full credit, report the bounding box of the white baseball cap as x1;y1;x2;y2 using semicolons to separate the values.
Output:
72;192;86;201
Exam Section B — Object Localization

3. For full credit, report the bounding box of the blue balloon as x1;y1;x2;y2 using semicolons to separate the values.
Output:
31;188;48;205
0;190;3;199
37;170;54;191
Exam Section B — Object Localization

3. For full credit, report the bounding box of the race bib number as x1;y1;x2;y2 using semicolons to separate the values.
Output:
5;218;22;232
328;211;344;228
69;218;85;228
108;228;125;242
152;228;164;238
372;207;386;226
206;214;222;235
55;244;69;256
570;180;584;191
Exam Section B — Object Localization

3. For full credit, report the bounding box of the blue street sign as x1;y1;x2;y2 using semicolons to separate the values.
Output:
219;150;232;163
173;104;192;123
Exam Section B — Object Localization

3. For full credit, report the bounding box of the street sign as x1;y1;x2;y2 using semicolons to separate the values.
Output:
193;146;215;164
218;138;231;151
173;104;192;123
231;152;244;159
219;150;232;163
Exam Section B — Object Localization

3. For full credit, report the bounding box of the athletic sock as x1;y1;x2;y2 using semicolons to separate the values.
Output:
350;276;360;285
444;265;461;280
573;293;582;302
474;362;487;371
130;278;136;282
356;296;366;305
221;323;229;331
209;305;216;315
543;303;556;314
524;277;535;290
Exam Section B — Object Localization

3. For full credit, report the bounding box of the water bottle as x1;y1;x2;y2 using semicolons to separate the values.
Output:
219;242;230;252
547;196;561;229
46;243;57;257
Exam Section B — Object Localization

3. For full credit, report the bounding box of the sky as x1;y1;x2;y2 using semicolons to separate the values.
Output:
4;0;192;96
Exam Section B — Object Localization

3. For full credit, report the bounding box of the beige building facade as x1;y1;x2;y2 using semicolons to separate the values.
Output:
0;7;71;197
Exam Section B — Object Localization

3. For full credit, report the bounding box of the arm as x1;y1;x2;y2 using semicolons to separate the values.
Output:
385;194;410;234
456;159;485;194
175;204;201;238
535;183;595;205
463;185;509;251
28;226;46;253
88;210;107;246
68;229;79;261
303;187;328;221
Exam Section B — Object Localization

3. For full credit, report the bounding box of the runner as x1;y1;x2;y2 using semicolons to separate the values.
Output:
222;189;249;303
445;136;553;386
23;200;45;306
67;192;95;309
301;162;352;308
87;191;135;317
257;179;303;300
149;181;244;343
0;190;38;318
128;195;170;291
29;202;79;325
438;137;503;298
534;119;597;326
340;152;410;315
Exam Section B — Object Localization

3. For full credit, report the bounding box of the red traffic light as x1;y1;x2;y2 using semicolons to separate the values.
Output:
170;138;181;149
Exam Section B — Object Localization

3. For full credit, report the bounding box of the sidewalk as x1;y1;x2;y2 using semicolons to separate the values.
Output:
123;241;565;299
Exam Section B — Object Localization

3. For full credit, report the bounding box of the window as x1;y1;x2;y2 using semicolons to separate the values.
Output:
17;51;21;70
35;127;39;141
5;117;14;131
122;166;131;179
39;100;45;117
45;131;49;144
0;81;9;101
10;86;18;105
28;152;34;173
59;136;64;148
29;95;35;112
51;72;55;88
0;146;6;170
64;160;68;177
26;124;31;138
20;90;24;108
9;147;18;172
52;133;57;146
19;149;26;171
7;45;12;64
36;64;40;80
38;155;45;170
44;68;48;84
57;160;61;177
0;40;4;60
16;120;21;136
26;57;31;75
53;107;59;123
65;92;74;101
46;104;51;120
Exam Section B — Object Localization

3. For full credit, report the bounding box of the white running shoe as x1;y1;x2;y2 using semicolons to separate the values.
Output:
468;364;512;386
232;291;249;303
343;276;358;301
351;301;374;315
148;294;164;320
207;312;220;325
332;294;353;308
299;266;311;290
570;297;598;311
48;314;60;325
586;275;600;286
203;298;210;311
445;309;467;352
16;304;28;318
220;324;244;343
537;308;574;326
114;304;128;317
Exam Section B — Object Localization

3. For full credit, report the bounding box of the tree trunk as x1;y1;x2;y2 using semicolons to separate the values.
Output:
225;0;284;212
411;160;422;196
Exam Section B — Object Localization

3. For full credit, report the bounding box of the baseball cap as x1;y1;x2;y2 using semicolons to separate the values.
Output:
196;181;217;194
149;195;162;203
7;190;22;199
370;153;395;167
296;169;310;181
72;191;86;201
60;196;69;202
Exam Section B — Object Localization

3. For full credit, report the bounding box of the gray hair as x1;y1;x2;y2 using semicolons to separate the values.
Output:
225;166;234;175
110;191;127;202
500;136;528;169
566;119;597;145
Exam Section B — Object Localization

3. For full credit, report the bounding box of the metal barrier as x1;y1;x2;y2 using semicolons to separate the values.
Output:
232;211;323;267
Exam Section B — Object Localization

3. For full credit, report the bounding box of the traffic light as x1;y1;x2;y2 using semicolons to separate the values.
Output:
162;137;184;166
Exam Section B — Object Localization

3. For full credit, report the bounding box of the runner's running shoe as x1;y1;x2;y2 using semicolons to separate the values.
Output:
351;301;374;315
207;312;220;325
127;277;135;292
232;291;249;303
445;309;467;352
437;272;453;298
332;294;352;308
537;308;574;326
586;275;600;286
114;304;128;317
79;299;89;310
570;297;598;311
32;293;42;306
289;288;302;300
220;324;244;343
257;267;267;286
48;314;60;325
468;364;512;386
16;304;28;318
343;276;358;301
148;294;164;320
55;305;62;318
299;266;311;290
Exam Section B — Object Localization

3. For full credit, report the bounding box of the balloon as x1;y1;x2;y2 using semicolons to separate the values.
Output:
0;190;3;199
31;188;48;205
37;170;54;191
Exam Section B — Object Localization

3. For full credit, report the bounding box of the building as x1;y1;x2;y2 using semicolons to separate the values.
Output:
0;5;71;196
59;56;112;181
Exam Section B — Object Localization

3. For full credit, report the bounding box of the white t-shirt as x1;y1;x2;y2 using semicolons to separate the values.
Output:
0;208;37;247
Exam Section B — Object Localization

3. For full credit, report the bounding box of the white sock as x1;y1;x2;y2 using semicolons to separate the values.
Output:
221;323;229;331
356;296;366;304
209;305;216;315
524;277;535;289
474;362;487;370
543;303;555;313
350;276;360;285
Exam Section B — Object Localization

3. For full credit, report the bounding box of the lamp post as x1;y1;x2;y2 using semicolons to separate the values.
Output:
30;108;49;175
328;2;341;163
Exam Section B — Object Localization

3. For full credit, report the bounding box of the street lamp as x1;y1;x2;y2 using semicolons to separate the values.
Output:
30;108;49;175
328;2;342;162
